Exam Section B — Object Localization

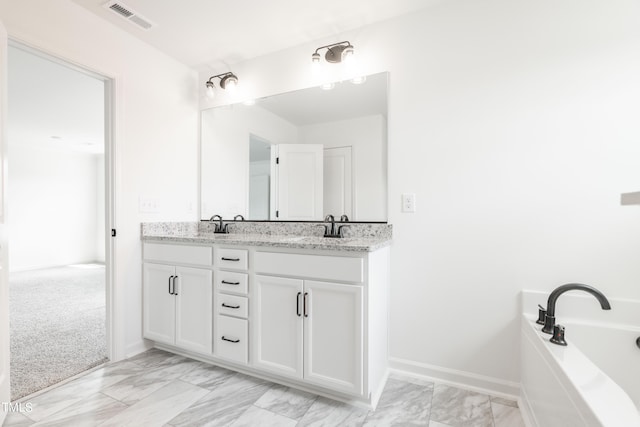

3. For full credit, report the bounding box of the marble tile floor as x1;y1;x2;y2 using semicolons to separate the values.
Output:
3;349;526;427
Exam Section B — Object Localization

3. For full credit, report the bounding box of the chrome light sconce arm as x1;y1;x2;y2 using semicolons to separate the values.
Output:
205;71;238;98
311;41;354;64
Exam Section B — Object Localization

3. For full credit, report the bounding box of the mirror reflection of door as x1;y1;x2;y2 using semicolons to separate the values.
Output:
273;144;323;221
324;146;353;219
248;134;271;220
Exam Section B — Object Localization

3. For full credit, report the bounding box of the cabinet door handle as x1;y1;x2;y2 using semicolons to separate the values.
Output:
172;276;178;296
168;275;174;294
221;336;240;343
221;303;240;309
221;280;240;285
221;257;240;262
303;292;309;317
296;292;302;317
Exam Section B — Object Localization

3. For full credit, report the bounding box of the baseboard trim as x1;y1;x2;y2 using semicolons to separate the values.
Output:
124;340;150;359
518;387;537;427
388;356;519;399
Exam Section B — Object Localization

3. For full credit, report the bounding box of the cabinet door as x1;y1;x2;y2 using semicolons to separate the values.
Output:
143;263;176;345
303;280;363;395
253;275;303;379
175;267;213;354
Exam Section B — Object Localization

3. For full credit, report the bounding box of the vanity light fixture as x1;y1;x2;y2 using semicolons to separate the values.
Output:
311;41;355;64
205;72;238;99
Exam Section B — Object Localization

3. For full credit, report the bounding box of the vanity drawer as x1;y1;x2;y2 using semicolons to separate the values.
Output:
217;293;248;319
216;248;248;271
216;271;248;295
143;243;212;266
216;315;248;365
254;252;364;283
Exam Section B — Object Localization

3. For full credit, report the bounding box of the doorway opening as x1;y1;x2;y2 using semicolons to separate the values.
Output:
7;42;114;401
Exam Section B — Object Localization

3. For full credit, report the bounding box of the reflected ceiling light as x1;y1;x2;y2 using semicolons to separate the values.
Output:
351;75;367;85
321;82;335;91
311;41;355;64
243;99;256;106
205;72;239;99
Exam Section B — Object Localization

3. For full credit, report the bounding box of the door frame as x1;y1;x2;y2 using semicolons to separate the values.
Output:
7;39;119;363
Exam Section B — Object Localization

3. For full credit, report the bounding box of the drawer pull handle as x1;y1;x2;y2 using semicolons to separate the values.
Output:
172;276;178;296
222;303;240;309
168;275;174;295
296;292;302;317
221;280;240;285
303;292;309;317
221;336;240;343
221;257;240;262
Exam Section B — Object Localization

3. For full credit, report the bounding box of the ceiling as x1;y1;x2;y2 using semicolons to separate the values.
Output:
71;0;443;71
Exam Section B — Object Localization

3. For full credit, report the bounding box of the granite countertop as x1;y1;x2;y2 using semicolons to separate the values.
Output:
142;231;391;252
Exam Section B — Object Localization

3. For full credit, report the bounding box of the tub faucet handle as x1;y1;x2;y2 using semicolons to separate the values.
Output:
550;324;567;346
536;305;547;325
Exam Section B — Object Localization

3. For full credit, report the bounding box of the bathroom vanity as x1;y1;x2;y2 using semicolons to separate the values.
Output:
141;222;391;408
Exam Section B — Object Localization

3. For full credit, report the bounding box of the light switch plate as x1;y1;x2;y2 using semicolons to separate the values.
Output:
139;196;159;213
401;193;416;213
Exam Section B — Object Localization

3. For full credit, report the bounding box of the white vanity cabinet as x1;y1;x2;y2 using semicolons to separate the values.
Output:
252;249;387;399
142;243;213;355
253;274;363;395
142;238;390;408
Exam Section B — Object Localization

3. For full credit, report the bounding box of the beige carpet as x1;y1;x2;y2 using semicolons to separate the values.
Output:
9;264;108;400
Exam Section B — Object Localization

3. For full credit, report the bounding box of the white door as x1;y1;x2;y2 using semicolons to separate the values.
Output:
0;19;9;415
324;147;353;219
142;263;176;345
303;280;363;395
253;275;303;379
174;266;213;354
276;144;323;220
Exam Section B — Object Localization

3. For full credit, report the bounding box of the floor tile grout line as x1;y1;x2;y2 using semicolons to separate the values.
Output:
427;381;436;425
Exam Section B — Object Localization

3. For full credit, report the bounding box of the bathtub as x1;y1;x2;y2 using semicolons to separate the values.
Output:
520;290;640;427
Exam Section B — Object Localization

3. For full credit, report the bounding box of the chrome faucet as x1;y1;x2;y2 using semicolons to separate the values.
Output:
234;214;245;221
340;214;349;222
541;283;611;335
209;214;228;234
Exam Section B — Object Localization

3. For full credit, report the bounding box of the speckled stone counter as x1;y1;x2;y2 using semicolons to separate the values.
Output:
141;221;392;252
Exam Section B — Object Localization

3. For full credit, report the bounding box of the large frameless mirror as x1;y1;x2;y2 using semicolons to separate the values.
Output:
200;71;388;222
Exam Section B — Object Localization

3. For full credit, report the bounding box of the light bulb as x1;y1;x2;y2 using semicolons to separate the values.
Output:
342;45;355;64
219;73;239;94
225;79;237;92
205;82;215;99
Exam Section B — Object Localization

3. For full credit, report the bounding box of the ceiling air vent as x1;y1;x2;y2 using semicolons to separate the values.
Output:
103;1;156;31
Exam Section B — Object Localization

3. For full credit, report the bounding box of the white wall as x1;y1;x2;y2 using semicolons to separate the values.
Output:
8;144;101;271
200;0;640;394
300;115;387;221
0;0;199;359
